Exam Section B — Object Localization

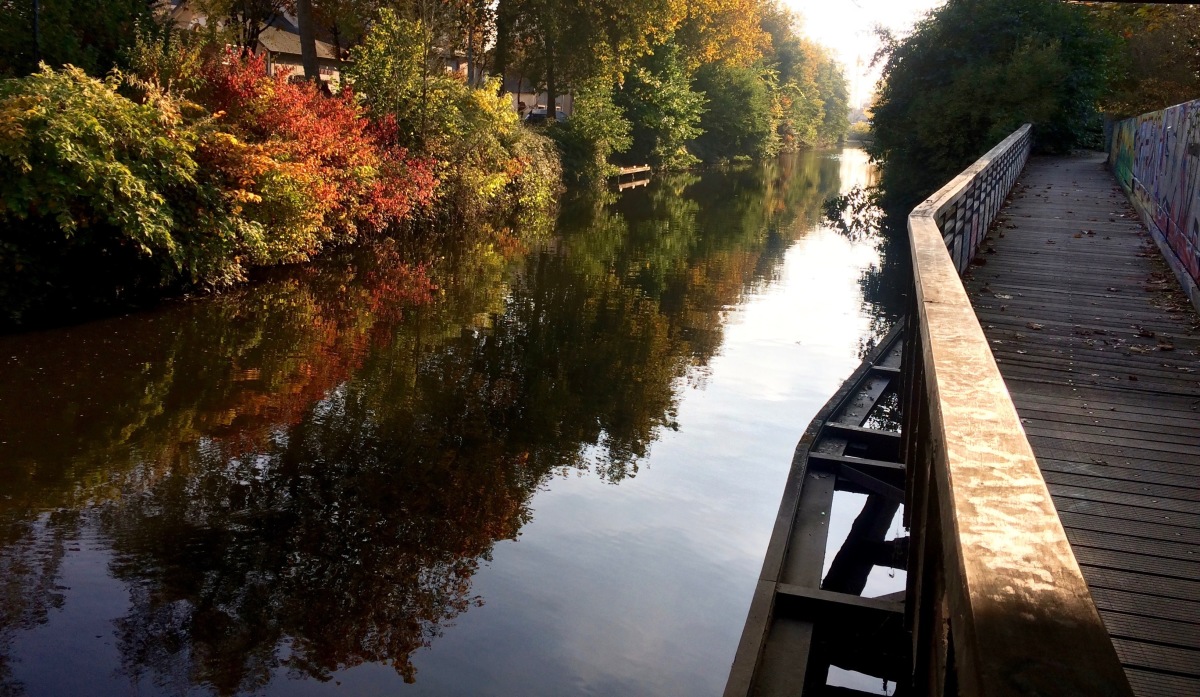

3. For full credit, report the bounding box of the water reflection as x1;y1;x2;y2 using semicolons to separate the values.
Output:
0;150;889;696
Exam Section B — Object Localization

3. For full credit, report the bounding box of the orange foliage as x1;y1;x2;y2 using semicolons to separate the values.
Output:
197;50;438;258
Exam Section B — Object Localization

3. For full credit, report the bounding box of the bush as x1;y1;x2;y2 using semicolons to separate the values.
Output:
348;10;561;223
0;66;258;322
616;43;705;171
550;80;632;186
0;54;440;326
691;63;778;162
197;50;437;256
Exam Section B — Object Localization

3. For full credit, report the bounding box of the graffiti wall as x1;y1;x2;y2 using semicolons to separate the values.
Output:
1110;99;1200;289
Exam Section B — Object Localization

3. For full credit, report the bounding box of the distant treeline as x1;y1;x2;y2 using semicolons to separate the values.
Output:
868;0;1200;211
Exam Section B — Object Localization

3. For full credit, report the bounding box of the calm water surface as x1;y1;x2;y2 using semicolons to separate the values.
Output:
0;149;902;696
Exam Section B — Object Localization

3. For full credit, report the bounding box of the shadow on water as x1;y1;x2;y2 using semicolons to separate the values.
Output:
0;149;893;696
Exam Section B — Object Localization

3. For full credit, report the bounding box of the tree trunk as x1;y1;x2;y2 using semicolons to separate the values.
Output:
493;0;510;95
545;38;557;120
296;0;319;82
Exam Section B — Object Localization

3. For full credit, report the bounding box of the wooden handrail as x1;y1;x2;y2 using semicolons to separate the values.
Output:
902;126;1134;696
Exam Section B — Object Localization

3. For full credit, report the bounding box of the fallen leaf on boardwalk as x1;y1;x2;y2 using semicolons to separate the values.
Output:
1106;287;1118;292
1158;341;1175;351
994;293;1012;299
1135;327;1156;338
1128;375;1139;381
1026;322;1044;330
1046;240;1057;245
1073;233;1083;238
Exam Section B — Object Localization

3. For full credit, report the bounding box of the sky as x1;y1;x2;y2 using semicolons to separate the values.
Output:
783;0;946;108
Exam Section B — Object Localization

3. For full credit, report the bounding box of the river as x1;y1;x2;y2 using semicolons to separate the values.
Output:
0;148;903;696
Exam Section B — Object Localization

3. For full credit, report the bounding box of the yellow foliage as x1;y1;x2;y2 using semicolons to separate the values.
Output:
676;0;770;70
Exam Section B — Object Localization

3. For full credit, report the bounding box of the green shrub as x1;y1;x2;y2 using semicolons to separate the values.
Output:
505;129;563;235
616;43;705;171
550;80;632;186
348;10;561;224
691;63;778;162
0;66;258;322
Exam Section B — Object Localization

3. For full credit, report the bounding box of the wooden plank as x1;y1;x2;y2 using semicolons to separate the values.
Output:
1052;497;1200;530
1112;637;1200;676
1124;668;1200;697
1101;611;1200;650
1048;482;1200;516
1071;544;1200;582
723;580;778;697
1080;565;1200;602
1041;454;1200;486
807;452;905;475
750;616;816;697
819;423;901;461
1059;510;1200;547
1066;527;1200;565
1042;469;1200;503
1090;587;1200;624
775;582;905;618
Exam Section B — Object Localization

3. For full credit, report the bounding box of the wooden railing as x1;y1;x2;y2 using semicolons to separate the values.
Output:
900;125;1134;696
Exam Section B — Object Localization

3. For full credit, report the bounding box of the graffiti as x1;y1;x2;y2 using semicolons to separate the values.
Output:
1110;99;1200;285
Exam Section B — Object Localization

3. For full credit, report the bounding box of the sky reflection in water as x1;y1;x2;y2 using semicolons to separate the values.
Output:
0;148;898;696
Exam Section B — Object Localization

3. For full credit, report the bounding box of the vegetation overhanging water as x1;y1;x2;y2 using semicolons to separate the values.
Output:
0;148;903;696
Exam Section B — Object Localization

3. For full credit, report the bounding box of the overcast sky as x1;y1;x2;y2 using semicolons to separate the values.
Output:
783;0;946;108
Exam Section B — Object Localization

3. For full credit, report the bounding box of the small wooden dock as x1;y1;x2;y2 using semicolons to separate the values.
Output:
614;164;652;191
964;153;1200;695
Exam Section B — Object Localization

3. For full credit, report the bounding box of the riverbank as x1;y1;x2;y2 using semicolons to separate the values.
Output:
0;49;561;332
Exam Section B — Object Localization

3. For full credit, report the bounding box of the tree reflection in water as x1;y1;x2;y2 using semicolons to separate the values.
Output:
0;151;848;695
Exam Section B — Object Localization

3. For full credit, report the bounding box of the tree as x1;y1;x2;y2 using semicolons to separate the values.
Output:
550;78;632;185
197;0;287;50
503;0;686;113
869;0;1113;210
815;57;849;144
1089;3;1200;117
691;62;778;161
296;0;319;80
674;0;767;70
615;41;705;170
0;0;159;76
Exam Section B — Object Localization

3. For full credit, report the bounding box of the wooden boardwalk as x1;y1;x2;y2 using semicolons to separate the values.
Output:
963;153;1200;696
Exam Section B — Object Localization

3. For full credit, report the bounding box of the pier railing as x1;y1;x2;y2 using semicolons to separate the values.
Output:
901;125;1134;696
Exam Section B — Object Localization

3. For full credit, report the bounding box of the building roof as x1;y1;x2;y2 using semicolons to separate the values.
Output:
257;25;339;61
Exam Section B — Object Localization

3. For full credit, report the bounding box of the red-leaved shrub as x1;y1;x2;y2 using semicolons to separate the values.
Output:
197;50;437;260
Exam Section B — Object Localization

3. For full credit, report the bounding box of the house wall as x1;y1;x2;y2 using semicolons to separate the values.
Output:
267;55;343;89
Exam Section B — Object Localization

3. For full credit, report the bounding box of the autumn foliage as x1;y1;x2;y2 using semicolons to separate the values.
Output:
195;50;437;260
0;52;440;326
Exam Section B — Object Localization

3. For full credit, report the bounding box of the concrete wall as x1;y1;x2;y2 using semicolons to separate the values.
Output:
1109;99;1200;309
